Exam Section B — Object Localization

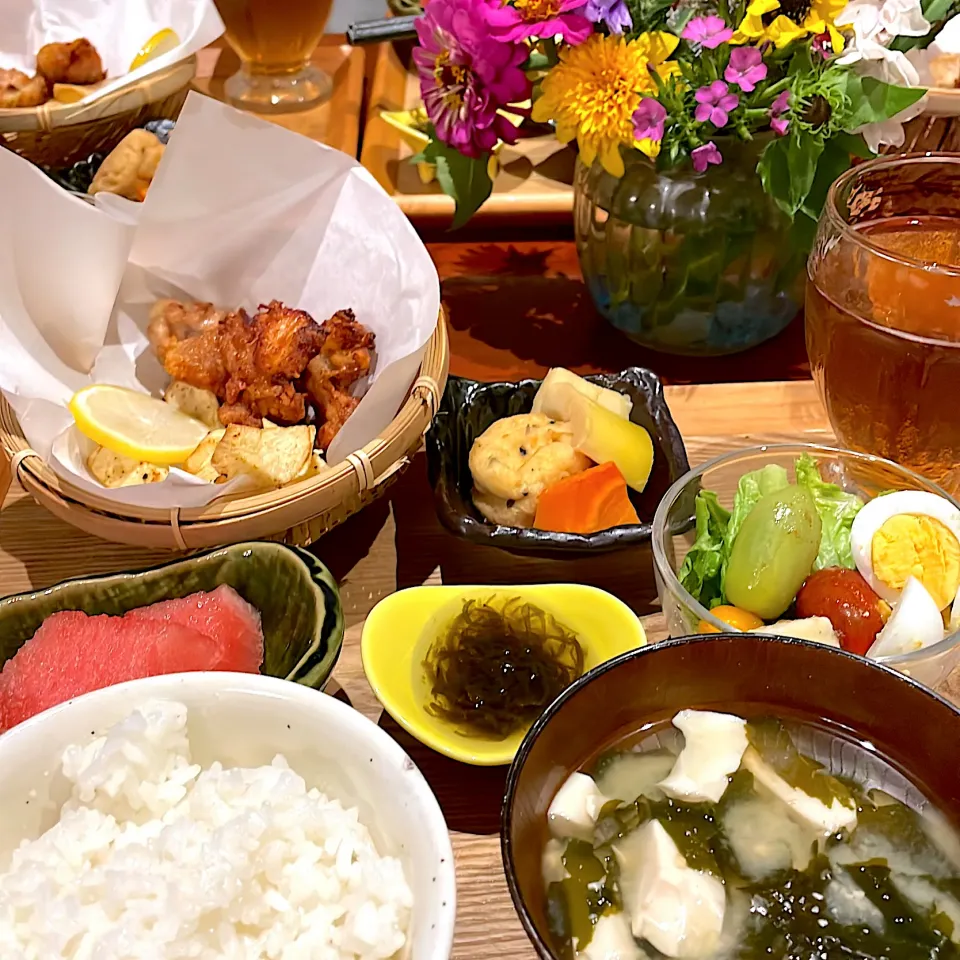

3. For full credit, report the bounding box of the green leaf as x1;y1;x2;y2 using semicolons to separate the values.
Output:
786;133;824;212
414;138;494;229
794;452;864;569
677;491;731;609
799;136;854;222
758;132;824;217
788;42;815;77
832;131;875;159
845;76;927;130
522;51;550;71
758;136;794;215
921;0;957;23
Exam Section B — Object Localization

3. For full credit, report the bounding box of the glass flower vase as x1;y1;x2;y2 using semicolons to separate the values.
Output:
574;139;804;356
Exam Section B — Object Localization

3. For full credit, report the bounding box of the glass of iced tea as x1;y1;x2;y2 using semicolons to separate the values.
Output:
213;0;334;112
807;154;960;489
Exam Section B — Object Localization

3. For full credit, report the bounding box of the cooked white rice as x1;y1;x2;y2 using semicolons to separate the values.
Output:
0;700;413;960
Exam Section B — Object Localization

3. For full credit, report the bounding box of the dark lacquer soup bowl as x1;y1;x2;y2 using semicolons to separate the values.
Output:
501;633;960;959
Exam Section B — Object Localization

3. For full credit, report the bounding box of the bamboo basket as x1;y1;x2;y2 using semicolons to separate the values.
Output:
0;57;196;169
0;311;449;551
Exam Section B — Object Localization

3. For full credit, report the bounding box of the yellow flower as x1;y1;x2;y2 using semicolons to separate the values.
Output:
531;31;679;178
636;138;661;159
733;0;845;49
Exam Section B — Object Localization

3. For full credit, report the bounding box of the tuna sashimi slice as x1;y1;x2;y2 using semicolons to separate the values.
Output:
0;586;265;734
0;613;216;733
126;584;264;673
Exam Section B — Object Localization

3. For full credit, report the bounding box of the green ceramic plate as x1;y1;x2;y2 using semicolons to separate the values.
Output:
0;542;344;689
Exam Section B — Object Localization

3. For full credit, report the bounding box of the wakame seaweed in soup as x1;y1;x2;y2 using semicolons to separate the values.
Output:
542;710;960;960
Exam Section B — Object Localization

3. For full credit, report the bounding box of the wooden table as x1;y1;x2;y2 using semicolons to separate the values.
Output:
12;378;946;960
192;36;365;158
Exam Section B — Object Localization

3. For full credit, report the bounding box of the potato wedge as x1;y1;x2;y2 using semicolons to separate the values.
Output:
192;463;222;483
88;446;168;488
290;450;328;484
183;428;226;476
164;381;221;429
212;425;315;488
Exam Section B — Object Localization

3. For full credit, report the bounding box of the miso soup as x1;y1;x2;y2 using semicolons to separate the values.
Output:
542;709;960;959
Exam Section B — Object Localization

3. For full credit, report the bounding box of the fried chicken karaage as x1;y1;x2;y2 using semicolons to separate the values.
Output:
0;68;48;108
36;38;104;85
147;299;375;447
1;38;105;110
304;310;376;449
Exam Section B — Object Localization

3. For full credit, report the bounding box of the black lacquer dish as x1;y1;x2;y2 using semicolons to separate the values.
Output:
425;369;690;557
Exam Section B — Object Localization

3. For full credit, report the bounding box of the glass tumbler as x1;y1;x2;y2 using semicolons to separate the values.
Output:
213;0;334;112
806;154;960;490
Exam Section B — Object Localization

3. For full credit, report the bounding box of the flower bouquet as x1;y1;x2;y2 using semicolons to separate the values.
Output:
412;0;948;353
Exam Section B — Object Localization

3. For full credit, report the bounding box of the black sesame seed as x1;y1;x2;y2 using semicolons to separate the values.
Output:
519;446;527;456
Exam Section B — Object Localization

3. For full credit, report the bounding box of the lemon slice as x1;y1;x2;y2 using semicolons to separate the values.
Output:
70;385;209;465
52;80;106;104
129;28;181;72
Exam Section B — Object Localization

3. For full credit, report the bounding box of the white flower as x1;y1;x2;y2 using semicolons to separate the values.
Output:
837;0;930;46
838;33;922;85
857;95;927;151
878;0;930;38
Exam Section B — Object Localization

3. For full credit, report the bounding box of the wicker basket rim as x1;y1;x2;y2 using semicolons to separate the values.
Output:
1;308;448;527
0;57;196;132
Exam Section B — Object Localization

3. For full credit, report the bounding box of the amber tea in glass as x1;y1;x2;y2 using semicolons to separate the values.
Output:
214;0;334;112
806;155;960;488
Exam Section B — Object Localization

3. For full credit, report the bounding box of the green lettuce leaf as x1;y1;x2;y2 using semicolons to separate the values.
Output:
678;491;730;608
794;453;864;570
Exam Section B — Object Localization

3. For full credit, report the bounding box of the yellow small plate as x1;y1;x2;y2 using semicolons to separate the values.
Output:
361;584;646;766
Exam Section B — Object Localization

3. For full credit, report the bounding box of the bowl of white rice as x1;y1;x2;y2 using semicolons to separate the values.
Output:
0;672;456;960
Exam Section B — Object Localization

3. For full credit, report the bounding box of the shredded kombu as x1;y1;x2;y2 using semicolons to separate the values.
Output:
422;596;584;739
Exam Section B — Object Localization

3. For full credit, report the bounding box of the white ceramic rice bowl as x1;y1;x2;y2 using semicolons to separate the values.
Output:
0;671;456;960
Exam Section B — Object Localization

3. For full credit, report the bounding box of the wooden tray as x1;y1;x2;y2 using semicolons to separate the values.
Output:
2;379;956;958
192;36;365;158
360;42;574;226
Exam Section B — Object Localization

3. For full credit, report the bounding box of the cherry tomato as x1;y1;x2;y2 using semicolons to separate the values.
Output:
698;605;765;634
795;568;885;656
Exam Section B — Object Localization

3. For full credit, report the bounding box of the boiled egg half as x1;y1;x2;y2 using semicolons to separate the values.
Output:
850;490;960;611
867;576;945;658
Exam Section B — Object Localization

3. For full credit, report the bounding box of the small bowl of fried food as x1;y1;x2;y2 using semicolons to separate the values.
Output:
426;368;690;557
0;33;193;169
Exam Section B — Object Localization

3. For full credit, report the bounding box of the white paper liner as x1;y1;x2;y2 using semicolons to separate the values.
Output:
0;92;441;509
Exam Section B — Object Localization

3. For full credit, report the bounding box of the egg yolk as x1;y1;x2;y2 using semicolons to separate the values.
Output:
871;514;960;610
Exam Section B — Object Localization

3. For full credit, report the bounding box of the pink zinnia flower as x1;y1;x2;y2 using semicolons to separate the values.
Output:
692;142;722;172
414;0;531;158
770;89;791;136
724;46;767;92
632;97;667;142
482;0;592;43
694;80;738;128
681;15;733;49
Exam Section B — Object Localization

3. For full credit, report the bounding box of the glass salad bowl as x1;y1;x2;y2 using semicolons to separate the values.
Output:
651;443;960;688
